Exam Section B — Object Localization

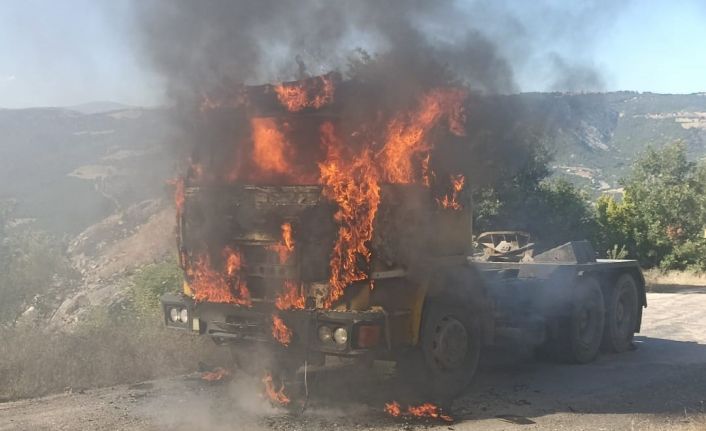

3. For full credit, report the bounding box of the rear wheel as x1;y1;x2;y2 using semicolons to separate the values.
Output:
555;278;605;363
602;274;639;353
405;301;481;401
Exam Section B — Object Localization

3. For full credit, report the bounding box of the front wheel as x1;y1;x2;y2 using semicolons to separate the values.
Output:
400;301;481;401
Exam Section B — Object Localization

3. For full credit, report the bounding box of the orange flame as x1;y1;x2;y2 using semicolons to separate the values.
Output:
250;117;292;177
421;153;433;187
385;401;453;423
173;177;185;215
184;78;470;309
276;280;305;310
186;246;251;305
408;403;454;422
262;372;291;405
271;314;292;345
201;367;232;382
318;121;380;307
269;222;295;264
438;174;465;210
384;401;402;417
270;223;305;310
381;88;467;184
275;75;335;112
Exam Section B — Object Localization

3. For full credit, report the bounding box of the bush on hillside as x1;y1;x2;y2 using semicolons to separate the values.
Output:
0;202;75;322
130;260;183;316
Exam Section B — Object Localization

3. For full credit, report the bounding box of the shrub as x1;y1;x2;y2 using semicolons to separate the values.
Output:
596;142;706;270
0;203;75;322
0;312;226;401
130;260;183;316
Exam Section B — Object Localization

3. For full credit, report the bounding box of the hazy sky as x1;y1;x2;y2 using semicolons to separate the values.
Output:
1;0;705;108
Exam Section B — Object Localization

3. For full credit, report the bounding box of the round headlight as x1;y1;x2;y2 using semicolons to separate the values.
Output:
169;307;179;322
318;325;333;343
333;327;348;345
179;308;189;323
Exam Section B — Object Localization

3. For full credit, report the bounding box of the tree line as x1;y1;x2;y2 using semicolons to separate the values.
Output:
475;141;706;272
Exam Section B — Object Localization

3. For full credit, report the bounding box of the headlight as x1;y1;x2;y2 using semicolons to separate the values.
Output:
169;307;179;322
179;308;189;323
318;325;333;343
333;327;348;345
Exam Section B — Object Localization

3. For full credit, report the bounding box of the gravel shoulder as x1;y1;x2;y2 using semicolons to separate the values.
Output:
2;290;706;431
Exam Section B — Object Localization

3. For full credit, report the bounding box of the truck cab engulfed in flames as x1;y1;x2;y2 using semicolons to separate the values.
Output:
161;73;646;401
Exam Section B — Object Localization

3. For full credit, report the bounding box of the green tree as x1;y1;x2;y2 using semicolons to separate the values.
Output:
596;142;706;270
473;143;597;250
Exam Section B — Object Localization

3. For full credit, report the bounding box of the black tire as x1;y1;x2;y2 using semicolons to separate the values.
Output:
412;301;482;401
556;277;606;364
601;273;639;353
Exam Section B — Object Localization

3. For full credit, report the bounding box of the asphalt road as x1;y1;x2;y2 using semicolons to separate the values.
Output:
2;290;706;431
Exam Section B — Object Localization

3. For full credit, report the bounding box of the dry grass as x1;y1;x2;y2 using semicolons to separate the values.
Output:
0;315;227;401
643;269;706;291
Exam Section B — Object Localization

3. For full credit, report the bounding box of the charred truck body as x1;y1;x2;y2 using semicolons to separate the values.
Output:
161;74;646;400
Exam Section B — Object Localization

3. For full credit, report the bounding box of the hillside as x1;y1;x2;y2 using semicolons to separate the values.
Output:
2;92;705;236
537;92;706;193
0;107;176;235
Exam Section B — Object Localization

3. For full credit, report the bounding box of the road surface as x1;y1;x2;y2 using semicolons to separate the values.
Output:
2;290;706;430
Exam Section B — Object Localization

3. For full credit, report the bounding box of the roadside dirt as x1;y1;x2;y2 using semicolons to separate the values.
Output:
2;290;706;431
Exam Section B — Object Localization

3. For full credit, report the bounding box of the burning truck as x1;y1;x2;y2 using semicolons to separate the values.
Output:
160;73;646;402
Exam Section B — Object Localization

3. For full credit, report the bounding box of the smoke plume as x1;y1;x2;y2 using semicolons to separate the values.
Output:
132;0;516;101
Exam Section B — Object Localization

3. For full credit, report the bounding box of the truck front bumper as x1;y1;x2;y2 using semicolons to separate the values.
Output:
160;293;388;357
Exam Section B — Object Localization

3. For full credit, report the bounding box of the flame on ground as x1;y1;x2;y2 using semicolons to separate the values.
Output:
200;367;232;382
271;314;293;345
384;401;402;417
384;401;453;423
262;372;291;405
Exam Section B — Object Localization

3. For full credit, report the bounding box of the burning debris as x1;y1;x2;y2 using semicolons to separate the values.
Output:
384;401;454;423
200;367;232;382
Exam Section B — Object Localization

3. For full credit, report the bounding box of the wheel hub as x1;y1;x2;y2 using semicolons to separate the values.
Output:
431;316;468;370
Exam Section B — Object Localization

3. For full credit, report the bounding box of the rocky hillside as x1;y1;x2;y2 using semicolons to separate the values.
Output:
536;92;706;193
0;107;176;236
0;106;178;326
